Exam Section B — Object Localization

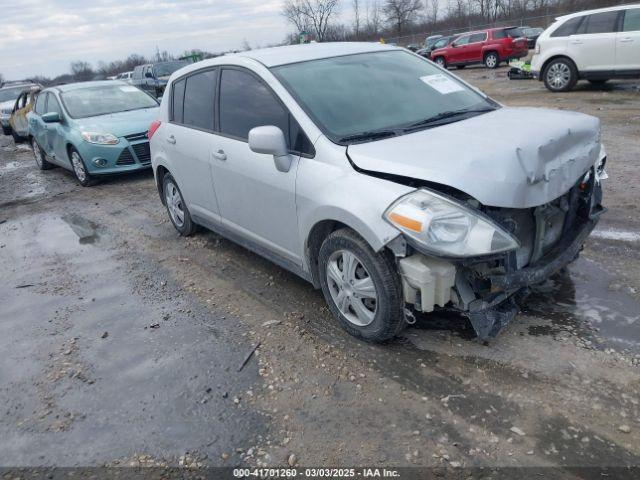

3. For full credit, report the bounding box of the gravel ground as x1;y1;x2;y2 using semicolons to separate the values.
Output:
0;67;639;473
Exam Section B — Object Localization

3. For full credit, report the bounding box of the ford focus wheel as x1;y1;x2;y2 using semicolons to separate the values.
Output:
162;173;197;236
543;58;577;92
318;228;405;342
70;148;96;186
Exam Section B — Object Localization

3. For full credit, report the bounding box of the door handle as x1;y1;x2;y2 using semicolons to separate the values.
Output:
212;149;227;161
167;135;176;145
619;38;634;43
570;40;583;44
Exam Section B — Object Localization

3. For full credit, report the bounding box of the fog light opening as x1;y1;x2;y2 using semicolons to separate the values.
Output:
92;158;107;167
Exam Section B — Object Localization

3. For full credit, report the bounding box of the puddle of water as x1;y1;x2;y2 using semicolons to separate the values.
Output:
523;257;640;353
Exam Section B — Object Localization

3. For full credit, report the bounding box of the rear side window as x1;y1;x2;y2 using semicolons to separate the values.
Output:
34;93;46;114
171;78;186;124
469;33;487;43
624;8;640;32
581;11;619;34
551;16;584;37
182;69;216;131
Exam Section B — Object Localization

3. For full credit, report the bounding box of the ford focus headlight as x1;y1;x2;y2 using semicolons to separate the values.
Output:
384;189;520;258
81;132;119;145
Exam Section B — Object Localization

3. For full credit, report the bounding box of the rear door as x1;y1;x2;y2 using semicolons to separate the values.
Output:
616;8;640;71
164;69;221;222
467;32;488;63
568;10;620;72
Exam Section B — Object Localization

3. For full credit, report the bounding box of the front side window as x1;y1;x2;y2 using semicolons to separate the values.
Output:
273;50;494;144
47;94;63;116
454;35;471;46
61;85;158;119
582;11;620;34
551;16;584;37
34;92;46;114
182;70;216;130
624;8;640;32
219;69;288;140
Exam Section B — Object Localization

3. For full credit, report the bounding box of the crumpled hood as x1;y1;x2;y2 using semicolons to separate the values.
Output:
347;107;602;208
74;107;159;138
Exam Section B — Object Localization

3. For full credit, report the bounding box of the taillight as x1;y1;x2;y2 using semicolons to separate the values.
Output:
148;120;161;140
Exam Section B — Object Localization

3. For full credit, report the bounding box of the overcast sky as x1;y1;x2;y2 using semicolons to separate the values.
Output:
0;0;294;80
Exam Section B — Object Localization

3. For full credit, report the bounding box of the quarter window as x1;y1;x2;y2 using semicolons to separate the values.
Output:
182;70;216;131
171;78;186;124
551;16;584;37
624;8;640;32
582;11;619;34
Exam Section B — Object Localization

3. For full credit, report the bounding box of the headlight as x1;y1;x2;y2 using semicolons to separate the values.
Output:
81;132;119;145
384;189;520;258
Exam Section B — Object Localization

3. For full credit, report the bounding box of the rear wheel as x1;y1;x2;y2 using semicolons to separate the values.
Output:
11;128;23;144
434;56;446;69
318;228;405;343
484;52;499;69
162;173;197;236
1;125;11;136
32;138;53;170
543;58;578;92
69;148;97;187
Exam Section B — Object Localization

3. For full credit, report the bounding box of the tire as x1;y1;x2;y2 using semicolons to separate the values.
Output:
11;129;23;144
69;147;97;187
318;228;405;343
543;58;578;92
2;124;11;136
434;56;447;69
32;137;54;170
484;52;499;69
162;173;197;236
456;65;466;70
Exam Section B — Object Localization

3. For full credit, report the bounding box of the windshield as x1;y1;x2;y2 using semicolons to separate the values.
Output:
0;87;28;103
61;84;158;118
154;61;189;77
433;37;452;49
273;50;494;143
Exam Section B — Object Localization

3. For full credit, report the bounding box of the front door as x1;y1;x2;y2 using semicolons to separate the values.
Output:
42;93;69;167
568;10;620;72
449;35;471;64
210;67;302;264
617;8;640;71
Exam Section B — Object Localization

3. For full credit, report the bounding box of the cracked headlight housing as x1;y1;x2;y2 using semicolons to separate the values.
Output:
81;132;119;145
384;189;520;258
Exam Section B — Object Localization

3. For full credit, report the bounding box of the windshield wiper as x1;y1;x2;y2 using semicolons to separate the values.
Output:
403;107;496;132
338;130;397;144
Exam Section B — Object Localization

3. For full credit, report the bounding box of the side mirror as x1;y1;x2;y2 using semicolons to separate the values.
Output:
42;112;61;123
248;126;292;173
145;72;154;78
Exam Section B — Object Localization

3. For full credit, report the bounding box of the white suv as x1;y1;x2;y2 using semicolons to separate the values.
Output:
532;4;640;91
150;43;606;342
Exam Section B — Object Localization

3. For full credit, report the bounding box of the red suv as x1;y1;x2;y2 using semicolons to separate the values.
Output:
430;27;529;70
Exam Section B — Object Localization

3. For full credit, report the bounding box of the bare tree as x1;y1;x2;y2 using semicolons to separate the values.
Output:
383;0;423;36
365;0;383;36
353;0;361;38
70;61;94;82
425;0;439;25
282;0;341;42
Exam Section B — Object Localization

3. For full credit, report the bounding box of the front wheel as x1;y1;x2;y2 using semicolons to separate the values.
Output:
318;228;405;342
543;58;578;92
434;57;447;69
162;173;197;236
1;124;11;136
32;138;53;170
484;52;499;69
69;148;96;186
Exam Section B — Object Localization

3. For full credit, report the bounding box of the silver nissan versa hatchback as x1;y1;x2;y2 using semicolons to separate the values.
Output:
150;42;607;342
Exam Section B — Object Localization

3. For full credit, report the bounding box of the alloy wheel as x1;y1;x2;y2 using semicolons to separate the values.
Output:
485;54;498;68
71;151;87;183
165;181;185;228
547;62;571;90
326;249;378;327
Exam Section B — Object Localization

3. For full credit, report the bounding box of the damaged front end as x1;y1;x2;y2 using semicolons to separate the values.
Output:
388;159;606;340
